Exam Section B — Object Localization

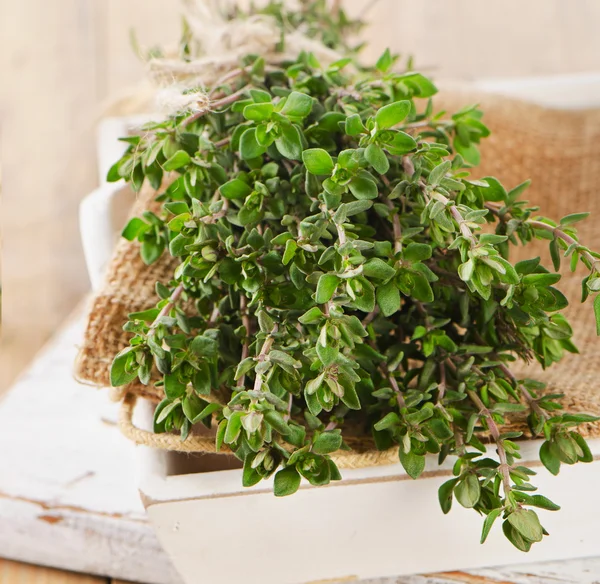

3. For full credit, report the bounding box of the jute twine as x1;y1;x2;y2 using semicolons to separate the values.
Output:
75;1;600;465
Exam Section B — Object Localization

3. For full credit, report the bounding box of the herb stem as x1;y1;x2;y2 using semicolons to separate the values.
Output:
150;283;184;332
362;306;379;327
209;68;247;96
437;362;447;403
496;361;549;423
380;363;406;408
433;192;477;246
213;137;231;149
527;220;599;273
380;175;402;253
467;389;512;498
284;392;293;422
253;325;279;392
238;295;250;389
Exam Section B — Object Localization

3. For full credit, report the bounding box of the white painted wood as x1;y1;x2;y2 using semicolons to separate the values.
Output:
79;184;128;291
0;313;182;584
138;396;600;584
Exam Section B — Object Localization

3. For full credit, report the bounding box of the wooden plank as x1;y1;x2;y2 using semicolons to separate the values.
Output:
0;307;182;584
0;559;106;583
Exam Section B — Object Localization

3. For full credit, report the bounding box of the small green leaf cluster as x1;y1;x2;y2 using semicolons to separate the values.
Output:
108;1;600;550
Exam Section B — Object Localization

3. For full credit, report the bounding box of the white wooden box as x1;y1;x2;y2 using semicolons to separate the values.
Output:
80;75;600;584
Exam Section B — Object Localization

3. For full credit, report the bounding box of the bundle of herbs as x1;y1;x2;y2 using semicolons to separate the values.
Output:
108;0;600;550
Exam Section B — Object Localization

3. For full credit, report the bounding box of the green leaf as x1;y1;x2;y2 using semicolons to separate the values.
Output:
399;72;438;97
349;176;378;200
492;402;527;414
507;509;544;543
376;48;395;73
276;124;303;160
386;131;417;155
351;277;376;312
438;478;458;514
377;281;401;317
298;307;324;325
363;258;396;280
128;308;160;322
316;274;339;303
560;212;589;226
140;238;165;265
224;412;243;444
220;178;253;200
242;457;262;487
343;200;373;217
110;348;138;386
429;161;451;187
264;410;291;435
340;381;361;410
106;161;121;182
480;508;502;544
411;273;434;303
274;466;302;497
215;419;227;451
481;177;507;202
374;412;400;431
190;335;218;359
345;114;366;136
312;431;343;454
192;364;211;395
240;128;266;160
122;217;148;241
594;294;600;336
527;494;561;511
243;102;274;122
540;441;561;475
454;137;480;166
507;180;531;202
572;432;594;463
403;243;432;262
399;449;426;479
502;520;532;552
280;91;313;118
163;150;191;171
375;100;411;129
302;148;334;175
365;143;390;174
164;373;187;400
155;399;180;426
191;402;221;424
549;238;561;271
219;257;242;285
153;399;171;433
455;474;481;508
282;239;298;265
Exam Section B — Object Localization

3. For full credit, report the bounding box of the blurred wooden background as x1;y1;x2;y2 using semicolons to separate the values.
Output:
2;0;600;395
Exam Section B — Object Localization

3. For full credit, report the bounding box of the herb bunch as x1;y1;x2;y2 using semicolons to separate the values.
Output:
109;1;600;550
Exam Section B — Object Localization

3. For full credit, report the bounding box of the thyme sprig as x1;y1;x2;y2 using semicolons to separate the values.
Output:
108;0;600;551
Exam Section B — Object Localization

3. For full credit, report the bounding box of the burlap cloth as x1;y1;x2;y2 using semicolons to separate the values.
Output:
75;91;600;466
